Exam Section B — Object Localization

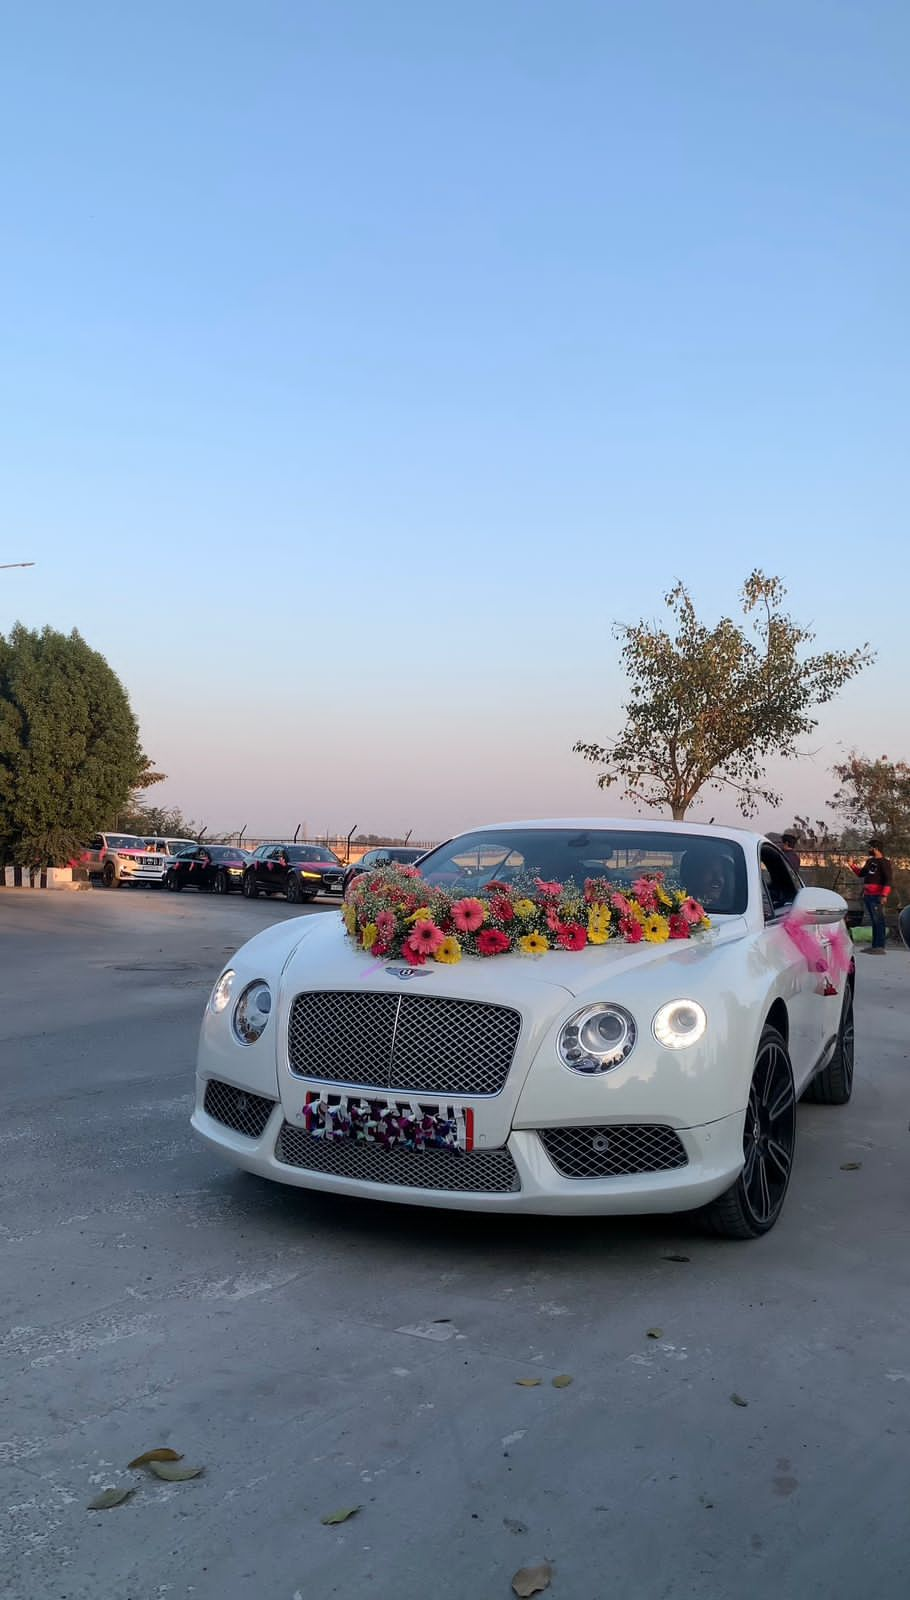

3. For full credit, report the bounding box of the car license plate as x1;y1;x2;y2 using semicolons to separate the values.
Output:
300;1092;474;1151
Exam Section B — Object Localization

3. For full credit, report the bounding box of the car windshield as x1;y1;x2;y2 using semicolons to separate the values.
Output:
208;846;246;863
107;835;144;851
418;828;748;916
288;846;340;863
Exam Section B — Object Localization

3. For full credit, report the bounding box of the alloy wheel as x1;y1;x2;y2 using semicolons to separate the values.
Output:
741;1038;796;1228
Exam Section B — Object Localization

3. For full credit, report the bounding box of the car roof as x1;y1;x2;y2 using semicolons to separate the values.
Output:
464;817;766;846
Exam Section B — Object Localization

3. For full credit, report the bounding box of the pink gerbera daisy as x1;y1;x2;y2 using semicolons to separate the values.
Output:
452;897;486;933
668;914;690;940
534;878;562;899
376;910;396;940
407;920;445;956
681;897;706;925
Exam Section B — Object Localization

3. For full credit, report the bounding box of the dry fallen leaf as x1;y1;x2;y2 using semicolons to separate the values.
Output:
148;1461;204;1481
663;1253;691;1263
512;1561;553;1597
646;1328;663;1340
87;1487;135;1510
551;1374;573;1388
730;1393;749;1407
840;1161;862;1171
515;1378;542;1387
321;1506;360;1525
128;1448;184;1468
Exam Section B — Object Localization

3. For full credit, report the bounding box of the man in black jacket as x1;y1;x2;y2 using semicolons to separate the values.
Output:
849;840;893;953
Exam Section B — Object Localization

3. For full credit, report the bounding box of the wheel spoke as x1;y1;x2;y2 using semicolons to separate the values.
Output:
766;1138;792;1181
767;1082;795;1123
757;1155;772;1220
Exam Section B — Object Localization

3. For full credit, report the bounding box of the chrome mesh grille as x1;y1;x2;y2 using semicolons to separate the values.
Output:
203;1079;276;1139
287;992;521;1096
539;1125;688;1179
275;1122;520;1192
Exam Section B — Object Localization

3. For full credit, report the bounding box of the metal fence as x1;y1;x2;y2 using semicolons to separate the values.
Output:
216;833;439;865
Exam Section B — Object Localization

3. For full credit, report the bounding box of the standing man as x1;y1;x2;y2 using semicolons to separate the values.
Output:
849;840;893;954
780;832;802;873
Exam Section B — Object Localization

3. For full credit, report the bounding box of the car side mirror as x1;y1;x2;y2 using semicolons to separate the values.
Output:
791;885;847;925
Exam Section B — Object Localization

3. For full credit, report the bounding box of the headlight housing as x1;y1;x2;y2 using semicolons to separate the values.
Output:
210;969;235;1013
652;999;707;1049
558;1003;637;1074
232;980;272;1044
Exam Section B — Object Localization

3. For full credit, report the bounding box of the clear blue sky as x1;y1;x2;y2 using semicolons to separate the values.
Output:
2;1;905;839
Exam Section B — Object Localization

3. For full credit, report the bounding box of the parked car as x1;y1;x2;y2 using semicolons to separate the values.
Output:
80;833;161;887
342;845;426;897
242;844;345;903
193;818;855;1238
165;844;252;894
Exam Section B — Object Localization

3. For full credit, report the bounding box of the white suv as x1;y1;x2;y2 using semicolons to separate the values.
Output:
82;834;196;887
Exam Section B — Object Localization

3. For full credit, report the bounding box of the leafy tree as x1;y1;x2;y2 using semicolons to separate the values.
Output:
574;572;873;820
0;624;153;864
828;752;910;854
115;800;203;840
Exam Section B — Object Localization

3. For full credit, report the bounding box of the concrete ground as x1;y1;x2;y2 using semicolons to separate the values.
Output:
1;889;909;1600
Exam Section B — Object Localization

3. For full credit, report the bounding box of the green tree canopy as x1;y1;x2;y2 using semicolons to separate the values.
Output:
574;572;873;820
0;623;153;864
828;753;910;855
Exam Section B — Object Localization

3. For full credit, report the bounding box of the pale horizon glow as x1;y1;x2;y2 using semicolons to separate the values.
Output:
1;1;904;842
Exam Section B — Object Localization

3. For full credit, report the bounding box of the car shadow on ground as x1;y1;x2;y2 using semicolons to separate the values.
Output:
201;1165;721;1270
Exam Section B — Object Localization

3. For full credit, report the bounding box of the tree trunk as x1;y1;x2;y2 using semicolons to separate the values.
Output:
671;803;687;820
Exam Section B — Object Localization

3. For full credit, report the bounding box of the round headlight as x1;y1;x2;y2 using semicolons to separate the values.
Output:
652;999;707;1050
232;980;272;1044
558;1003;637;1074
210;969;235;1013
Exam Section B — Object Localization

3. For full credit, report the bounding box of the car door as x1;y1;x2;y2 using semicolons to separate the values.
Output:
84;834;105;874
196;848;214;888
262;846;286;891
758;843;828;1090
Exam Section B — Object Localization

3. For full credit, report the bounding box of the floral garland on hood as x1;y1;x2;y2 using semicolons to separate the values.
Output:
342;864;711;966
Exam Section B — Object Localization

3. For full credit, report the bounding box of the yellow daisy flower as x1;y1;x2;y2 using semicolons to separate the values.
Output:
642;914;670;943
406;907;432;924
587;904;612;945
514;898;537;919
519;931;549;956
361;922;379;951
342;903;357;935
656;884;673;907
434;936;462;964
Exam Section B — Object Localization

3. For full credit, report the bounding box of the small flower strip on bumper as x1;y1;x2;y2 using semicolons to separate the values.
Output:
302;1094;470;1151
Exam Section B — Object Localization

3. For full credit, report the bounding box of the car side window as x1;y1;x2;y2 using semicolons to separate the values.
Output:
89;835;104;850
759;845;800;918
269;848;286;862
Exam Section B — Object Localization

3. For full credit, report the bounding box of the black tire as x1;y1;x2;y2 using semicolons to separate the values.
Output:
286;873;301;904
213;869;229;895
102;861;116;888
243;872;259;899
803;984;854;1105
701;1024;796;1240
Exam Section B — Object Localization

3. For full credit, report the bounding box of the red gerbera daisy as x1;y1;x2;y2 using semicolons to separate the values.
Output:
557;922;587;951
489;894;515;923
476;928;510;957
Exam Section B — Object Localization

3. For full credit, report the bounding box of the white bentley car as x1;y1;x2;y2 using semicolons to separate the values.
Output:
192;820;855;1239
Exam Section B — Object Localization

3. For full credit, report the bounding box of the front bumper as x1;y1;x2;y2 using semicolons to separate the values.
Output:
191;1087;745;1215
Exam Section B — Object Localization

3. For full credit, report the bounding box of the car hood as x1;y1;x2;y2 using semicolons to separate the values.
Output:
253;909;749;1007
